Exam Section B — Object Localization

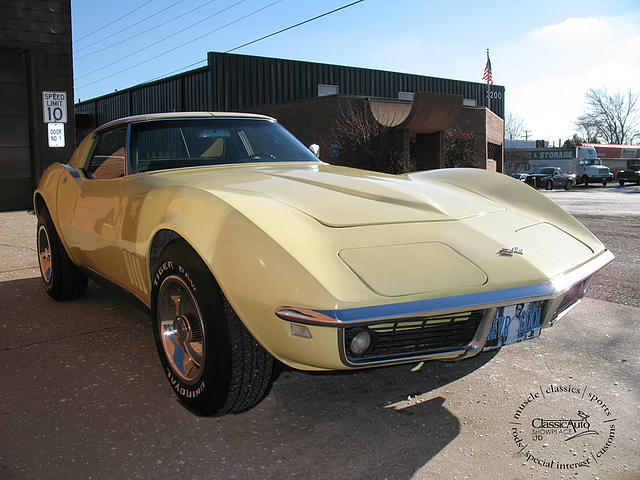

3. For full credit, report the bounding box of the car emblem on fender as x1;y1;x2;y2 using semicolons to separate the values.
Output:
498;247;524;256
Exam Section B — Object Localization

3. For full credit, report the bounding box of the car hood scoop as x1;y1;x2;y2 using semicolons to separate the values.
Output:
225;164;504;227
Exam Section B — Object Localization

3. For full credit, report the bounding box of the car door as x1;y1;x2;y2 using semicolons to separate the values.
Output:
56;126;127;282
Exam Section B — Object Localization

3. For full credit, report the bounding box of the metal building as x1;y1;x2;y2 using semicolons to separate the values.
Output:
0;0;75;211
76;51;505;141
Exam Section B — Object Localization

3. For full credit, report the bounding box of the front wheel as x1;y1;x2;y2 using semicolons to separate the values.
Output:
545;180;553;190
565;181;574;191
582;175;589;187
619;180;625;187
151;240;274;416
602;180;608;187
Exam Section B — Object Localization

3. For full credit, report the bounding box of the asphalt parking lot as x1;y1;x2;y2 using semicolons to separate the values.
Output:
1;185;638;480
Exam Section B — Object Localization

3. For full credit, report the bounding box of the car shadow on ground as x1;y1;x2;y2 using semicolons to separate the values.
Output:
1;275;496;480
201;346;496;479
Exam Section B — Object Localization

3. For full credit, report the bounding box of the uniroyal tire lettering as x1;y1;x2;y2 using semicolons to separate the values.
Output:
166;368;205;398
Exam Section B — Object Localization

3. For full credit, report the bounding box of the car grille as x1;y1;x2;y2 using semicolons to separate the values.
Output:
343;310;483;364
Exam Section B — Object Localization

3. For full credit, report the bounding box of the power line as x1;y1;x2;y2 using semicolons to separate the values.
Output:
226;0;364;53
75;0;218;60
76;0;249;80
73;0;154;44
75;0;186;55
147;60;208;84
138;1;365;87
76;0;282;91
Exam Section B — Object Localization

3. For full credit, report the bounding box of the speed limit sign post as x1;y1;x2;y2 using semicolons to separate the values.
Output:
42;91;68;123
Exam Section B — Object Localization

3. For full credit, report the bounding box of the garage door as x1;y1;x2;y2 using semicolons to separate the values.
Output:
0;48;32;211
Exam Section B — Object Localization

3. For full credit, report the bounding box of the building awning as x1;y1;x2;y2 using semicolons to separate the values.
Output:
369;92;462;134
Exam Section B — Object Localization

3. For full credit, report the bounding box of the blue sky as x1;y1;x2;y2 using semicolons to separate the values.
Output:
72;0;640;144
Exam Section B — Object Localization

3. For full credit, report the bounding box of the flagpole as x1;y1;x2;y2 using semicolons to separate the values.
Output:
486;48;491;112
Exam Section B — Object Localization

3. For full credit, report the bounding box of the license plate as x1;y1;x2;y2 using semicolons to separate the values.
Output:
483;301;544;350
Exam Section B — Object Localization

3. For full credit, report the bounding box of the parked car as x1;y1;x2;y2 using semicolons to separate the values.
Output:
525;167;575;190
617;160;640;186
510;173;528;182
34;113;614;416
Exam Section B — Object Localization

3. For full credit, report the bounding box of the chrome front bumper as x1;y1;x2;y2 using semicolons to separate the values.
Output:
276;250;614;367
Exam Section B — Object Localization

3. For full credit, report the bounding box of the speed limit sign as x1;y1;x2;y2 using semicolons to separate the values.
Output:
42;91;68;123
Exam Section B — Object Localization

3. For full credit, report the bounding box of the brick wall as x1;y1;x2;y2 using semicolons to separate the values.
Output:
250;96;358;164
449;106;504;172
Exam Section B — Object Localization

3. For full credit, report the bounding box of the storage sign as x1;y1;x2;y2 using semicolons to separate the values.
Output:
528;150;576;160
42;91;67;123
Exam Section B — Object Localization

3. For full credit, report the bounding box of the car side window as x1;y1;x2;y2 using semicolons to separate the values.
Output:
86;127;127;179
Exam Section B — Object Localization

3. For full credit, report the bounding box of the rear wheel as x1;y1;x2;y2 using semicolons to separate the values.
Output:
602;180;608;187
545;180;553;190
151;240;274;416
36;208;87;300
619;180;625;187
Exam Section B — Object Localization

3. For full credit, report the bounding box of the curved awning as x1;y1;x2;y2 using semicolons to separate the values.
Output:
369;92;462;134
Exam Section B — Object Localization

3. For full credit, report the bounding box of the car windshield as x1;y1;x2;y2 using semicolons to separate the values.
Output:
132;118;320;173
583;159;601;165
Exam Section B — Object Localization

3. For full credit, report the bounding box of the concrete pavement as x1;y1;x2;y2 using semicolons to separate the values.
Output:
1;203;638;480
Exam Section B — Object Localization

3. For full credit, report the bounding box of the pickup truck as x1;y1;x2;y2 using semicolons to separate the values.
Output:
617;160;640;186
525;167;575;190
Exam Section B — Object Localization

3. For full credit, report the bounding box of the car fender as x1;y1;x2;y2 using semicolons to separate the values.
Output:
408;168;605;255
131;185;350;369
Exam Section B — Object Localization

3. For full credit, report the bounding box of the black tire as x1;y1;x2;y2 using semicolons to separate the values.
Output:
151;240;274;416
602;180;608;187
36;208;88;300
565;181;573;190
619;180;625;187
545;180;552;190
582;175;589;187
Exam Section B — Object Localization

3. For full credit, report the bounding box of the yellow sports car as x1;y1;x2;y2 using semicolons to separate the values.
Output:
34;113;613;416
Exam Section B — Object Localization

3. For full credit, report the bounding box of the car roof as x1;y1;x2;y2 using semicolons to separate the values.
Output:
97;112;276;131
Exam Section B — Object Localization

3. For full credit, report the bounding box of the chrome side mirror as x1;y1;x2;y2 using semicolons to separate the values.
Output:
309;144;320;157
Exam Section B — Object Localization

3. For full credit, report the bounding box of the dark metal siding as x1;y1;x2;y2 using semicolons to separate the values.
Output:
0;0;75;211
0;48;32;210
75;67;211;141
209;52;504;117
75;52;505;139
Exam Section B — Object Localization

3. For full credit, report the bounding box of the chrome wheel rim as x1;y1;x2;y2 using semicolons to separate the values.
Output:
37;224;52;284
157;275;206;383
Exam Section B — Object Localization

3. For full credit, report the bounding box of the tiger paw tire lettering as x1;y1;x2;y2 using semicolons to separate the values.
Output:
151;240;274;416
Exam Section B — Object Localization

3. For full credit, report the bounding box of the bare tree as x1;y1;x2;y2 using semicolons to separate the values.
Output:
504;112;527;141
504;149;530;175
574;118;600;144
327;100;412;173
443;128;475;168
577;88;639;144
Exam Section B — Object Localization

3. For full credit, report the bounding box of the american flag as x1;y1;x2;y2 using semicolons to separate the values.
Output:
483;49;493;85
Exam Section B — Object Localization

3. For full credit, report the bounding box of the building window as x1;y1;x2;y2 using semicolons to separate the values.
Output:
463;98;477;106
398;91;415;101
318;84;339;97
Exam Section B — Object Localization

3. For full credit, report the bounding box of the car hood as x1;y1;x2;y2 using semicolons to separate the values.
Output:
157;163;505;227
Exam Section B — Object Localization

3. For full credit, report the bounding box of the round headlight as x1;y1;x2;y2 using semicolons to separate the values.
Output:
350;329;371;354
